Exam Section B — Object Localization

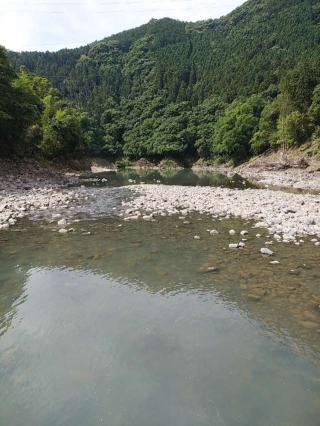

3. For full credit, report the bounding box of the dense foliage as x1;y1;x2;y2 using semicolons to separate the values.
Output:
4;0;320;162
0;47;95;157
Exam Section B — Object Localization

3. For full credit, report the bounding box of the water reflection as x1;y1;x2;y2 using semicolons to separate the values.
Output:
0;217;320;426
79;168;256;189
1;216;320;356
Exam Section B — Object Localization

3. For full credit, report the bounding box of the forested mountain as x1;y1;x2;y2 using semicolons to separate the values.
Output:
3;0;320;162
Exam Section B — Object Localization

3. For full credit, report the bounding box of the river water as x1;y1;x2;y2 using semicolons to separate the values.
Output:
0;170;319;426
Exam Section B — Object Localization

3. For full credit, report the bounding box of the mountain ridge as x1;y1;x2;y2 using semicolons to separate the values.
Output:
3;0;320;162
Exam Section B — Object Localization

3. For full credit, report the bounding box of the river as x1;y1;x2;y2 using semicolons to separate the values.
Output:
0;169;319;426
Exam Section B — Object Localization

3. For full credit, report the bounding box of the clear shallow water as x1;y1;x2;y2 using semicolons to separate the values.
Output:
0;214;320;426
79;168;256;189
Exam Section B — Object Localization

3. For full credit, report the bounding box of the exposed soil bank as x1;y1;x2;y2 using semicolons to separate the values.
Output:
193;149;320;192
237;150;320;192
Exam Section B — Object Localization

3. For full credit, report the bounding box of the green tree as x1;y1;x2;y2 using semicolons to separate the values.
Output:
212;96;265;164
251;98;280;154
0;47;42;155
309;84;320;126
277;110;311;147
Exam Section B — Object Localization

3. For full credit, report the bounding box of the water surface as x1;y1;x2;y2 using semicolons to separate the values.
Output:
79;168;256;189
0;213;319;426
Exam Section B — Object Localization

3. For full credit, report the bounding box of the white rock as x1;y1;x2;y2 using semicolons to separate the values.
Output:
229;230;236;235
229;243;239;249
261;247;274;256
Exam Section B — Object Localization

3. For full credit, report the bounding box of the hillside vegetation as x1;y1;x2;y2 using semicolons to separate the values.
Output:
2;0;320;163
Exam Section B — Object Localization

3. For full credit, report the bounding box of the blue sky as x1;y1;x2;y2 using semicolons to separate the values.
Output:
0;0;245;52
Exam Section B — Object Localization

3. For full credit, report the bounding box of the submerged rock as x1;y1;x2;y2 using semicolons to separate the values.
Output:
57;218;67;227
199;265;220;273
58;228;68;234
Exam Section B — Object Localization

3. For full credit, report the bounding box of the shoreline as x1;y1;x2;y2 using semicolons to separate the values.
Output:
121;184;320;243
0;159;89;231
0;159;319;243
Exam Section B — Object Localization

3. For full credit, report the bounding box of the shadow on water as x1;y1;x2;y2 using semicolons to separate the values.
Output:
0;215;320;426
79;168;257;190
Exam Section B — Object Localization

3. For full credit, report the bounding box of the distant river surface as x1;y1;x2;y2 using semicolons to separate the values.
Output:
0;170;320;426
78;168;257;189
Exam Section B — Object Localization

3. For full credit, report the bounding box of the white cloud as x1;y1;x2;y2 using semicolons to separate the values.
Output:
0;0;245;51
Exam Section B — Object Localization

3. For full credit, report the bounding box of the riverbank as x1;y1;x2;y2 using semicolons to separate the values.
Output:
0;159;91;231
121;185;320;243
0;158;319;241
192;150;320;192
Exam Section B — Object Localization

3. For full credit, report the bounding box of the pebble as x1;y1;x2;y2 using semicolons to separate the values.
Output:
206;267;219;273
229;229;236;235
261;247;274;256
229;243;240;249
194;235;201;240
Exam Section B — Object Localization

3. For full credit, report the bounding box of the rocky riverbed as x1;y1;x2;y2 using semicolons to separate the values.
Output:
0;187;90;231
121;185;320;243
1;159;320;244
0;159;90;231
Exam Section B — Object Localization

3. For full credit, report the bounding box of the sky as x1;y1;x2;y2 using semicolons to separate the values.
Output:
0;0;245;52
